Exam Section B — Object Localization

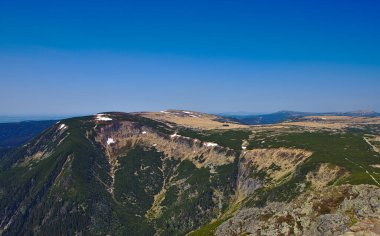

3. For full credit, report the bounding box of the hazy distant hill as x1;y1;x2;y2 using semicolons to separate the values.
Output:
222;110;380;125
0;120;56;158
0;115;68;123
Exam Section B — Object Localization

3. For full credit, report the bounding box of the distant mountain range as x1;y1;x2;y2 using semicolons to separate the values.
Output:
0;115;76;123
219;110;380;125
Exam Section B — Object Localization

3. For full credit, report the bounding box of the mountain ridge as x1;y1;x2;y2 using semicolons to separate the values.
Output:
0;111;380;235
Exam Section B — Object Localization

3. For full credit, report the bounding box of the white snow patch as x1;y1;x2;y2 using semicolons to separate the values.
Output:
96;114;112;121
98;117;112;121
142;131;147;134
59;123;67;130
209;166;216;174
152;144;157;147
242;146;247;150
203;142;218;147
107;138;115;145
170;133;181;138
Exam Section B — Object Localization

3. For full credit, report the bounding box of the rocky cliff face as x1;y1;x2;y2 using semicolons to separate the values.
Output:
235;148;312;201
95;119;236;170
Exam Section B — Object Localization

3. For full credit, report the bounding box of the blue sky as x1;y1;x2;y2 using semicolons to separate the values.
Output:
1;0;380;115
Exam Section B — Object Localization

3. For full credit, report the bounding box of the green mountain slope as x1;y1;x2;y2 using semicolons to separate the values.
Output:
0;112;379;235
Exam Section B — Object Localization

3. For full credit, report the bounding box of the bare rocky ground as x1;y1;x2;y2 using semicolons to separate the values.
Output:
216;185;380;236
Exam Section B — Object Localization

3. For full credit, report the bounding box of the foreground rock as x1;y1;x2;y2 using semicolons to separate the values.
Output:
216;185;380;236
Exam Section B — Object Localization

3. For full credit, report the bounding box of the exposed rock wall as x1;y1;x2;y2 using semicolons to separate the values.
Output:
95;120;236;168
306;163;347;190
240;148;312;183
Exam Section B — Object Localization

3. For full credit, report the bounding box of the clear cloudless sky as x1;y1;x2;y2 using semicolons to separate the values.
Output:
1;0;380;115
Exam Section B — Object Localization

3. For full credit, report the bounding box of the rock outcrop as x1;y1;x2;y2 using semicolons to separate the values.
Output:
216;185;380;236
